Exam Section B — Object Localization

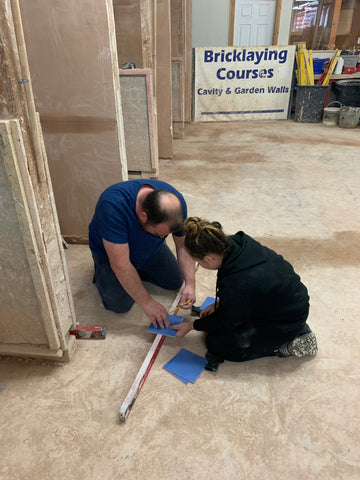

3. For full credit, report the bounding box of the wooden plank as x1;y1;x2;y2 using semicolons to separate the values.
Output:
171;57;184;138
10;0;46;184
229;0;235;46
171;0;184;58
272;0;282;45
140;0;153;69
156;0;173;159
119;69;159;177
314;72;360;81
322;50;341;85
184;0;192;123
170;0;186;131
328;0;343;50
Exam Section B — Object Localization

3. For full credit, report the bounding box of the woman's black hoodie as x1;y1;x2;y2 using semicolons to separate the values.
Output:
193;231;309;334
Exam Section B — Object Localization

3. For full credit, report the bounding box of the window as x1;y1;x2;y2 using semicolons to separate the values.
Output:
289;0;360;50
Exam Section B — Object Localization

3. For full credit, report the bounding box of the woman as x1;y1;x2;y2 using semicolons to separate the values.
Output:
171;217;317;371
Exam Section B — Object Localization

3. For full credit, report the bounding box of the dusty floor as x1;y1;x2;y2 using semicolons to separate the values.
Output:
1;120;360;480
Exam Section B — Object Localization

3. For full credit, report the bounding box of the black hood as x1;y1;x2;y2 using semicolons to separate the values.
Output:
219;231;269;277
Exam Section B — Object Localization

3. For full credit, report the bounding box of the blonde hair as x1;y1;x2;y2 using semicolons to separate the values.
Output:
183;217;229;259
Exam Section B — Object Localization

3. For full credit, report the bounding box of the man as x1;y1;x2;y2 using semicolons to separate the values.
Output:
89;179;196;328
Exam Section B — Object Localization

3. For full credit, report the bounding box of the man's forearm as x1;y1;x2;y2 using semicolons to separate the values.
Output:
112;263;151;309
178;249;196;287
174;236;196;287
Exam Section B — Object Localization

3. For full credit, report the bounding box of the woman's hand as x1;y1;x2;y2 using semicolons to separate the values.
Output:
200;301;217;317
171;321;194;338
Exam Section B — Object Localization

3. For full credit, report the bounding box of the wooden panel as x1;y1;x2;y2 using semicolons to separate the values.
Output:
0;122;48;346
272;0;282;45
0;1;77;360
171;0;192;124
0;119;76;359
229;0;235;45
157;0;173;159
19;0;127;240
171;58;184;138
140;0;154;69
328;0;342;49
113;0;144;68
119;69;158;177
184;0;192;123
171;0;184;58
171;0;187;131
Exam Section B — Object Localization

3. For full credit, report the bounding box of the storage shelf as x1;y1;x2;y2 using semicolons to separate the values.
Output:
314;73;360;80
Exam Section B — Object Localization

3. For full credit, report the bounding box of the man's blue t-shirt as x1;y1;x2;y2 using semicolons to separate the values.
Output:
88;180;187;267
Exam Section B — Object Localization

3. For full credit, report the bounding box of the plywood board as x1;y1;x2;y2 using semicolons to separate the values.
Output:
140;0;154;69
184;0;192;123
171;0;191;124
0;122;49;346
171;0;186;134
171;58;185;138
171;0;184;58
156;0;173;159
113;0;144;68
19;0;127;240
119;69;158;177
0;119;76;359
0;3;77;360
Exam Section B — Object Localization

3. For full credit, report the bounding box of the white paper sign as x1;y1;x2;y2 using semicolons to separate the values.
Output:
194;45;295;122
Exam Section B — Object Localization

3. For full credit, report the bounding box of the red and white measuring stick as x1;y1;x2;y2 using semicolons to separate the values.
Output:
119;285;185;422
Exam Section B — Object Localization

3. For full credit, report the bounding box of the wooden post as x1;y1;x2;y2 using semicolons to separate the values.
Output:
328;0;342;50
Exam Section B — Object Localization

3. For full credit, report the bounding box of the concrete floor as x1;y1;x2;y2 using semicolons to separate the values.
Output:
1;120;360;480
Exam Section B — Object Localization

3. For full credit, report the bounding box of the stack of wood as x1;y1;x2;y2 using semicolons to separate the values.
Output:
295;43;341;87
316;50;341;86
295;43;314;85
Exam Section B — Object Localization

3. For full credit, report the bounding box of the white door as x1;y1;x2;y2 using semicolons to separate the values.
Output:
233;0;276;46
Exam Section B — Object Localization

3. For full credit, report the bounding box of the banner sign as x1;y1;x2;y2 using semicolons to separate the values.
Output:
193;45;295;122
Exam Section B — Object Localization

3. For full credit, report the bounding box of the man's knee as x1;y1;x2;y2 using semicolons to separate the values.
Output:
96;284;135;313
161;276;183;291
102;297;134;314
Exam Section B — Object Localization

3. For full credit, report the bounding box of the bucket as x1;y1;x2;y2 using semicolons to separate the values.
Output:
322;101;342;126
338;106;360;129
294;85;330;123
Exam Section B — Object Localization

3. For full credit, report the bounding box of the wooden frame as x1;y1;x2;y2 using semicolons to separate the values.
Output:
0;0;77;361
171;57;185;138
328;0;342;49
119;69;159;178
19;0;128;242
0;119;77;360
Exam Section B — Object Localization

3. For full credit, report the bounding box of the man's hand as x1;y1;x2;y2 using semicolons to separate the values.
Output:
178;284;195;310
142;298;170;329
173;235;196;308
171;321;194;338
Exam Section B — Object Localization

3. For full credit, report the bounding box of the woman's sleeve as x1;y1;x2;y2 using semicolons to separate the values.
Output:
193;288;253;333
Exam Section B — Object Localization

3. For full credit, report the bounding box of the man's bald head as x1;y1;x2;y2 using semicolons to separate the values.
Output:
142;189;183;232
